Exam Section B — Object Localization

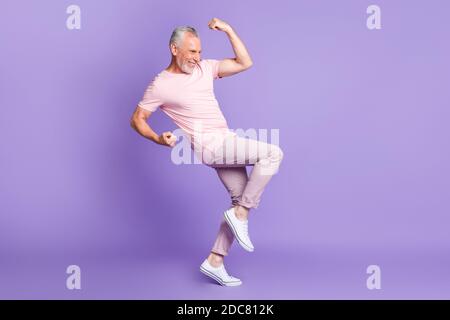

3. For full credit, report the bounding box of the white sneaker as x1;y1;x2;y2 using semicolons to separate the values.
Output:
200;259;242;287
224;207;254;252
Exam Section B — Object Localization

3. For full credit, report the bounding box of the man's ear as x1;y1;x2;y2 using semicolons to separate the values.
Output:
170;43;178;56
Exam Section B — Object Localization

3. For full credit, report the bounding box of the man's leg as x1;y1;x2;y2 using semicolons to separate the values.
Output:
215;135;284;211
206;135;284;259
237;137;284;210
209;166;248;264
216;136;284;252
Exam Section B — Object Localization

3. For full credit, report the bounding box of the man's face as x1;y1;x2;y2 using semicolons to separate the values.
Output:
172;33;202;74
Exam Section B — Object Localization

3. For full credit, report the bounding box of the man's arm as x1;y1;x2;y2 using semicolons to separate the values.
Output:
130;106;176;147
208;18;253;78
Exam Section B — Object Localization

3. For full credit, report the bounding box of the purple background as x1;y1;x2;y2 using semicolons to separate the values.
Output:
1;0;449;299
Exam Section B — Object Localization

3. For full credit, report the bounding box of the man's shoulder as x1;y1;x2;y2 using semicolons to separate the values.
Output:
199;59;221;75
148;70;169;86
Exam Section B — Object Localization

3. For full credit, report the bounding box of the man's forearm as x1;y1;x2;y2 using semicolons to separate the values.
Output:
224;27;253;67
131;120;160;144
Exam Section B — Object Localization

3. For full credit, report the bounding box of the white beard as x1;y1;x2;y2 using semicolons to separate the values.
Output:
177;57;196;74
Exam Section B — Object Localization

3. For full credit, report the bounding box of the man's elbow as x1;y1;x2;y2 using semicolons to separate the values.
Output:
242;60;253;71
130;114;141;131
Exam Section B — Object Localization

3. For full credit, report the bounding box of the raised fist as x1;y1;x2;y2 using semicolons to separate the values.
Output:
208;18;231;32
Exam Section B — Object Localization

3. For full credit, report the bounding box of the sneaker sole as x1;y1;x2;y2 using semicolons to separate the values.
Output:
200;266;242;287
224;210;254;252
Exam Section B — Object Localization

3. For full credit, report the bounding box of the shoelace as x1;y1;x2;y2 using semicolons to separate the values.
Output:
242;221;249;237
218;266;235;281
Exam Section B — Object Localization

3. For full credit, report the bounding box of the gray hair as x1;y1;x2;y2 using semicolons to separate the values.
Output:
169;26;199;47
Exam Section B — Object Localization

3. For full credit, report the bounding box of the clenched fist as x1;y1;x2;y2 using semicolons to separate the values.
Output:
208;18;232;33
158;131;177;148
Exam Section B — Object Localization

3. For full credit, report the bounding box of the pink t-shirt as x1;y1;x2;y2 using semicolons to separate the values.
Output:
137;59;236;153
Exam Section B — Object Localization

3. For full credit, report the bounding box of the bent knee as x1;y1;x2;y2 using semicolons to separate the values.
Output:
270;145;284;163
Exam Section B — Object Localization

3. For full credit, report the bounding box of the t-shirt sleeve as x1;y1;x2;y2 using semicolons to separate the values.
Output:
137;80;163;112
204;59;221;80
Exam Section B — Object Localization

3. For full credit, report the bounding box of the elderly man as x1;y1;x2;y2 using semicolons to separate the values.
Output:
130;18;284;286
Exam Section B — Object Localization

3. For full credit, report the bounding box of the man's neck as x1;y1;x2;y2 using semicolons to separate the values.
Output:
165;60;184;74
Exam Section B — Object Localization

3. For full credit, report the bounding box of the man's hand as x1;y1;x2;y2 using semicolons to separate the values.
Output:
208;18;253;78
158;131;177;148
208;18;232;33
